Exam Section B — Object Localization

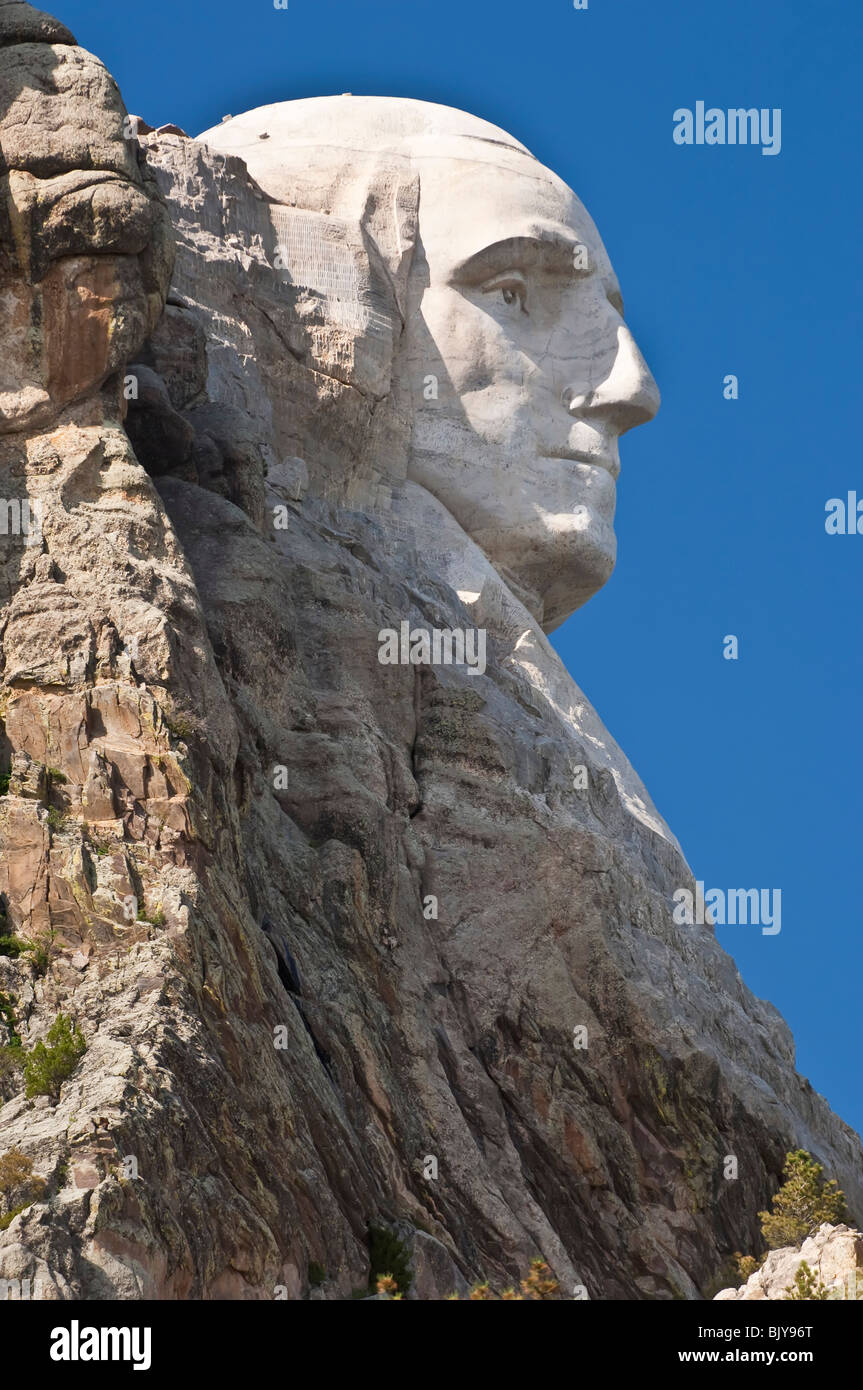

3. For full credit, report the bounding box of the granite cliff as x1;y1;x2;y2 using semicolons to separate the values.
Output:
0;2;860;1300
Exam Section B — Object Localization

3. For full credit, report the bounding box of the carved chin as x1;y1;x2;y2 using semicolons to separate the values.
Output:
472;512;617;630
540;541;616;631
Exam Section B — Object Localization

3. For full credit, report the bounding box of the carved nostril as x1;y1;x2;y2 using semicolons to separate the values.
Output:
562;385;590;413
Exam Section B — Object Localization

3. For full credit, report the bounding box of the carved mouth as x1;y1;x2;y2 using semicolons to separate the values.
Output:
542;450;620;480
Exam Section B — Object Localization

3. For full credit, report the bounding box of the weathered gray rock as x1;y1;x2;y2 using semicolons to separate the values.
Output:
0;5;860;1303
0;0;74;48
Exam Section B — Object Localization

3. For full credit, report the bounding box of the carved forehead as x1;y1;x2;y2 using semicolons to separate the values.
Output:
408;149;605;272
199;95;605;272
198;94;551;220
199;94;536;161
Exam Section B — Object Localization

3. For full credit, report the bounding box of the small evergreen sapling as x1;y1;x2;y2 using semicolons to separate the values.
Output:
23;1013;86;1099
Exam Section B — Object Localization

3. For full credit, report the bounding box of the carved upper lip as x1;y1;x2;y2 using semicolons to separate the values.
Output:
542;450;620;480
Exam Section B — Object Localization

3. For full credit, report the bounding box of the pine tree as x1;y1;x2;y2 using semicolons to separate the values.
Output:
760;1150;847;1250
22;1013;86;1099
783;1261;830;1301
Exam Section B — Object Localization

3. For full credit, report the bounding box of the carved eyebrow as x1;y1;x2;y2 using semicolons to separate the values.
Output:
451;231;589;285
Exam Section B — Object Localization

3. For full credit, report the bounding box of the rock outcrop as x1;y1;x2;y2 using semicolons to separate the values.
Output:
0;3;860;1300
715;1225;863;1301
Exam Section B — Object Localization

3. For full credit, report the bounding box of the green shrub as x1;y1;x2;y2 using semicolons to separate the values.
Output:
367;1225;413;1295
46;807;68;832
22;1013;86;1099
46;768;67;786
137;903;166;927
22;928;57;977
163;710;196;741
308;1261;326;1287
783;1261;830;1301
737;1254;761;1280
0;991;21;1048
0;773;9;797
85;829;113;858
444;1259;562;1301
0;935;25;959
0;1047;23;1083
0;1204;28;1230
0;1148;46;1227
760;1150;847;1250
0;1148;40;1194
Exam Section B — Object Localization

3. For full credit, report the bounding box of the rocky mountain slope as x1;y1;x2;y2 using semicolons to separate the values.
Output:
0;2;860;1299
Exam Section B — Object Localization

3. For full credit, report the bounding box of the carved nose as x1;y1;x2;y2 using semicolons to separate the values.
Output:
563;326;660;434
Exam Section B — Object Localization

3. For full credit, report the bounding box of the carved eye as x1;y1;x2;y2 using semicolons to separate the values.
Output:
482;271;528;314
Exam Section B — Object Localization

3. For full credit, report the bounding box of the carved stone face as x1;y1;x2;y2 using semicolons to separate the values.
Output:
0;35;171;433
405;140;660;629
201;97;659;629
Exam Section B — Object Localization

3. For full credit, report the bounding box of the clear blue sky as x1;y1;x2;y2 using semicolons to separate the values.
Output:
58;0;863;1137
